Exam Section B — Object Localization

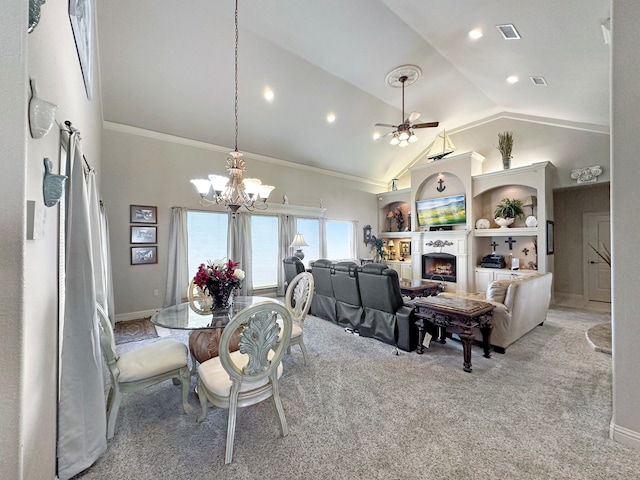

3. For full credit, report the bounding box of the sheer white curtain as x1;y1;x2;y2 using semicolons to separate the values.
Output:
350;220;359;260
57;135;106;480
163;207;189;308
277;214;297;296
86;169;115;324
99;203;115;324
228;212;253;296
319;217;327;259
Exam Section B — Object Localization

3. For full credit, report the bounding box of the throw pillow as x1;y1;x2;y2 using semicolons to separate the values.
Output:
486;280;514;304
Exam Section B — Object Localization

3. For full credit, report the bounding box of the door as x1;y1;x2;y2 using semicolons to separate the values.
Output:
584;212;611;303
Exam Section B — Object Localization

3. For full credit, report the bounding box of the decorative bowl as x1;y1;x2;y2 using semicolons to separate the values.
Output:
475;218;490;229
494;217;515;229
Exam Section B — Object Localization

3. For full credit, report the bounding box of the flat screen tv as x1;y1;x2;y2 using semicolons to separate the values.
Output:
416;194;466;228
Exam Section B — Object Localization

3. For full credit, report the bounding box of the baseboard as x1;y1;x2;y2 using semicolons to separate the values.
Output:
610;422;640;450
115;309;159;323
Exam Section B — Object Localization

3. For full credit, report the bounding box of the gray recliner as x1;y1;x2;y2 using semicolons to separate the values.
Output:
309;259;337;323
283;256;305;291
356;263;416;350
330;261;363;330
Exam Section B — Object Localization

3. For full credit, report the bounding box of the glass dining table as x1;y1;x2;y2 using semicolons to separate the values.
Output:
151;296;283;370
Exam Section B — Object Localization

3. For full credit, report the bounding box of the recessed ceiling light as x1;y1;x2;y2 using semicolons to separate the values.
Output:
496;24;521;40
327;113;336;123
263;88;274;102
507;75;519;84
373;132;381;141
468;30;483;40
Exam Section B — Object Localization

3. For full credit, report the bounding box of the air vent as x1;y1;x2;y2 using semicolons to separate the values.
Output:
496;24;521;40
530;76;548;86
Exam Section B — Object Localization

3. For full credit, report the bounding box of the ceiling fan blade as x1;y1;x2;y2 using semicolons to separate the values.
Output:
412;121;440;129
374;123;397;128
406;111;421;123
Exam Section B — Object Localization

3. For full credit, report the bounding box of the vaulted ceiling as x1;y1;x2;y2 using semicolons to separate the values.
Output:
96;0;610;183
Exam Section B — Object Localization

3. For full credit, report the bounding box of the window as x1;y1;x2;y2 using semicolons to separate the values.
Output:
296;218;319;268
187;211;228;278
326;220;353;260
252;215;278;289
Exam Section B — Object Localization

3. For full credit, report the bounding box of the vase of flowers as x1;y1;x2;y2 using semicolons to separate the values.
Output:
392;207;404;231
193;259;244;313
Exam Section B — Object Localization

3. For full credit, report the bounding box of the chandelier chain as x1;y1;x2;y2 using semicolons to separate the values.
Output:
234;0;239;152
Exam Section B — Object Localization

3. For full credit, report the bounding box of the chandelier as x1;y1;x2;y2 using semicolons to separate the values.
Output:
190;0;274;216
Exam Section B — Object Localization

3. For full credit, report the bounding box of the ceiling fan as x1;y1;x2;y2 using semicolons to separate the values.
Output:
375;65;439;147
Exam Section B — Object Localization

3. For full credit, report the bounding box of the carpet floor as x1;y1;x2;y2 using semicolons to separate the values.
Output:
113;317;158;344
73;307;640;479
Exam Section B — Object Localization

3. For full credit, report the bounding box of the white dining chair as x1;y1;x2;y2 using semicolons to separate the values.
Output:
96;305;192;439
196;301;292;464
284;271;314;365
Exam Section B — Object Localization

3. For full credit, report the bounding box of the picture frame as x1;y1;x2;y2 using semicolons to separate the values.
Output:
130;225;157;244
131;246;158;265
546;221;554;254
69;0;95;100
400;241;411;257
130;205;157;224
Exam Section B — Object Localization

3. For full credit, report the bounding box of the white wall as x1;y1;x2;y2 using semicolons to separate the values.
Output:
100;126;379;316
610;0;640;449
0;0;103;478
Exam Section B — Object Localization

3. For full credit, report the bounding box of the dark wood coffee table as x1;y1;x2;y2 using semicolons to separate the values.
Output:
399;280;441;299
413;296;494;372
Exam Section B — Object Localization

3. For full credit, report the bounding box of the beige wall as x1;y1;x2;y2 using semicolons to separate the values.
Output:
553;183;610;296
1;0;103;478
611;0;640;449
100;126;379;316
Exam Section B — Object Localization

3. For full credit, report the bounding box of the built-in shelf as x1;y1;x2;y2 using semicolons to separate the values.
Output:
473;227;539;237
378;232;412;239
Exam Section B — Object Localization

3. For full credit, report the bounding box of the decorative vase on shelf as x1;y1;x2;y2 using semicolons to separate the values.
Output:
502;155;512;170
494;217;515;229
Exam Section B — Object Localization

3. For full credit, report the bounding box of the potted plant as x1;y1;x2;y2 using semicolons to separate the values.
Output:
370;235;387;262
497;131;514;169
494;197;524;228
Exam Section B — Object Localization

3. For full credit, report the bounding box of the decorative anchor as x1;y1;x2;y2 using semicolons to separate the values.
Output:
490;241;499;252
436;178;446;193
505;237;517;250
522;247;530;256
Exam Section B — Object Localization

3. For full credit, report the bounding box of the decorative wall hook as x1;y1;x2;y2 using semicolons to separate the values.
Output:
43;158;67;207
571;165;602;184
29;78;58;139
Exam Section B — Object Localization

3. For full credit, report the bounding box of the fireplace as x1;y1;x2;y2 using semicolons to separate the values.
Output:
422;252;457;282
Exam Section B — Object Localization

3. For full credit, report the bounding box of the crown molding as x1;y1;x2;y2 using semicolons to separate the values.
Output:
103;121;386;188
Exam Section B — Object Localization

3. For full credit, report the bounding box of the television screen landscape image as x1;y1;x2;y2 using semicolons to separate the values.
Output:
416;194;466;227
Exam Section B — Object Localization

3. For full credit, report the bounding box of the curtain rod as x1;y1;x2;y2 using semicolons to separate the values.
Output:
64;120;92;171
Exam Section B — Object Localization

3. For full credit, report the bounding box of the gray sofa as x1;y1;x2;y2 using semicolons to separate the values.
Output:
309;260;416;351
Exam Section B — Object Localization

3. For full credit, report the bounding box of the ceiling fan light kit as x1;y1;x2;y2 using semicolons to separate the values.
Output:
375;65;439;147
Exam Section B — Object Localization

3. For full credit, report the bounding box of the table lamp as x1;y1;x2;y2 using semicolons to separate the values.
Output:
289;233;309;260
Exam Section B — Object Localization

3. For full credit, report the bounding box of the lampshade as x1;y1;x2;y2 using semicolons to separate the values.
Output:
523;195;537;208
387;240;395;247
289;233;309;248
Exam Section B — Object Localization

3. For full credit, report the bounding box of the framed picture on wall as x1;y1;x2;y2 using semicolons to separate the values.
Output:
69;0;95;100
131;246;158;265
546;221;554;255
130;226;157;244
130;205;157;224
